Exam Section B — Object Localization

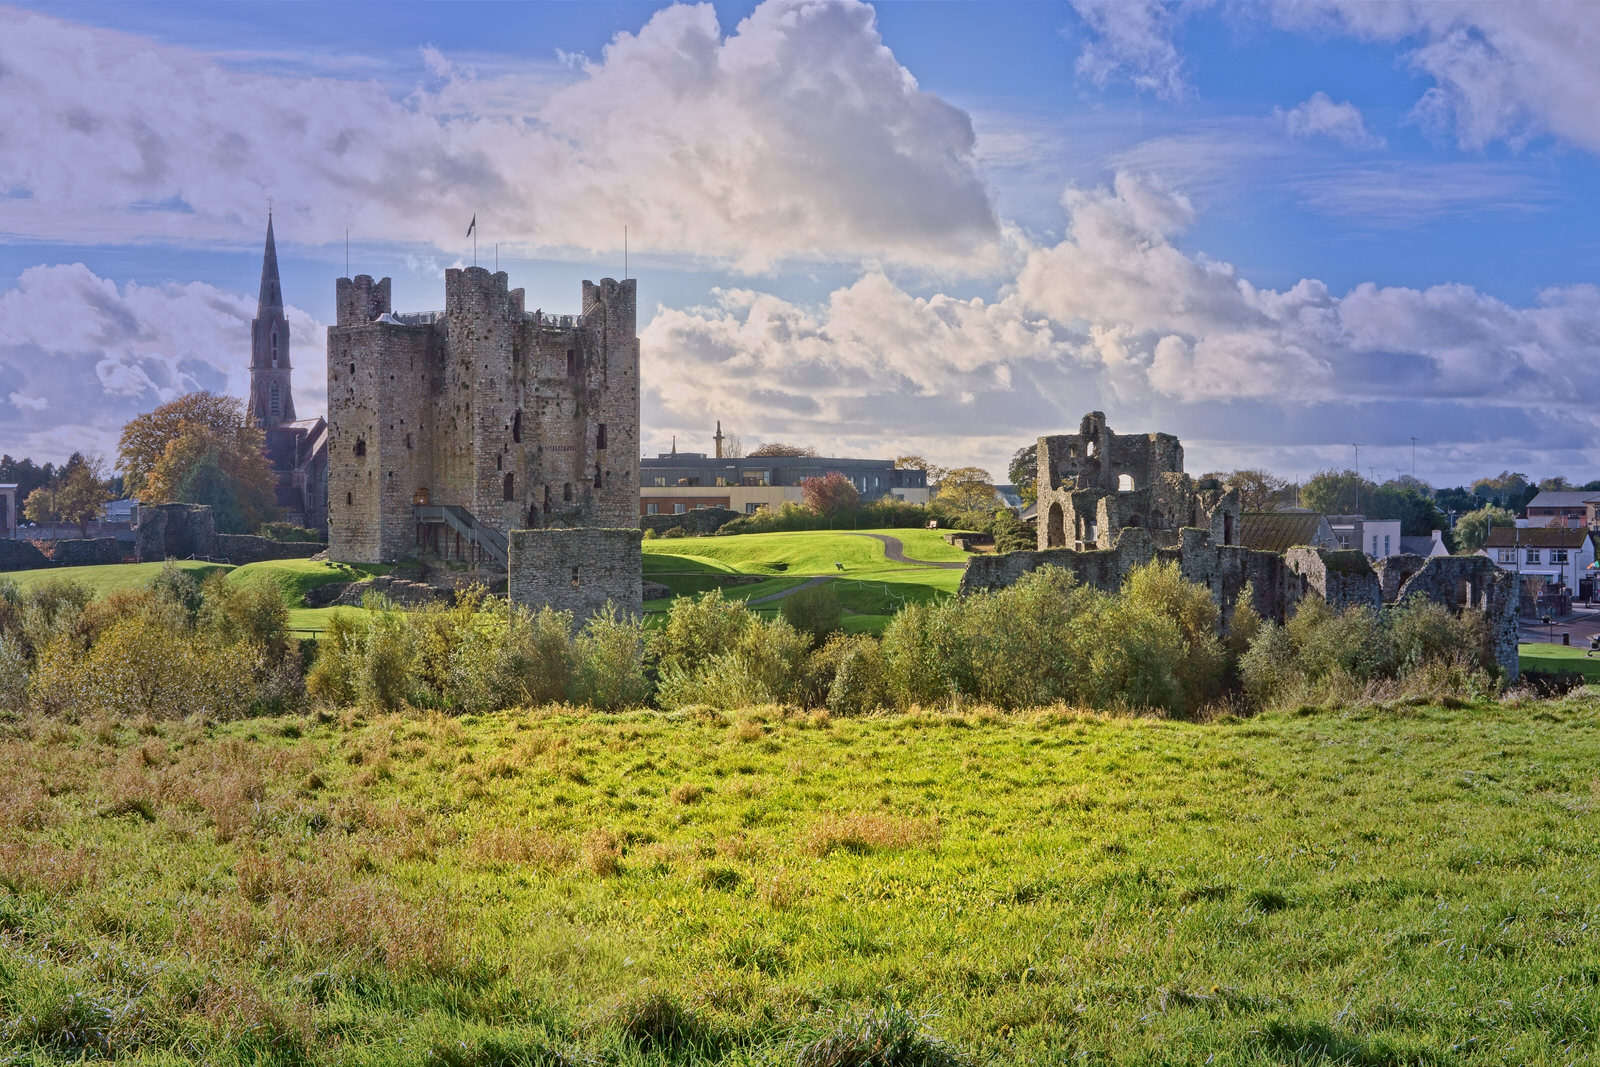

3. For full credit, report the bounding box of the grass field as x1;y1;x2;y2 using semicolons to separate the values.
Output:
0;559;227;596
4;694;1600;1064
1519;640;1600;681
645;530;968;628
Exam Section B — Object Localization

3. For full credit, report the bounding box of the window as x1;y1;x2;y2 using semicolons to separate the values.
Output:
543;485;551;513
270;331;279;367
346;492;352;506
646;503;659;515
1384;535;1391;556
597;423;606;449
1527;549;1542;564
570;566;580;588
594;463;603;489
653;477;667;487
1498;549;1516;564
1554;549;1570;564
1371;536;1379;556
354;437;366;458
503;473;515;501
566;350;576;376
512;410;522;443
1118;474;1135;491
746;503;760;514
563;483;572;502
268;381;281;418
674;503;686;515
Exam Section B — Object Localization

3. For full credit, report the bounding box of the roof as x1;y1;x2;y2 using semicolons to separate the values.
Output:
1483;526;1590;548
1525;491;1600;509
1400;535;1441;556
1240;510;1332;552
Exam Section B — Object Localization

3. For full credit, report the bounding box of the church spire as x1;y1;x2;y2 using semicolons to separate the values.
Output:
248;213;295;427
258;211;283;312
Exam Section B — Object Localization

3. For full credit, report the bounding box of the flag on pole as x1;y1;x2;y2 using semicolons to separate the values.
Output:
466;214;476;238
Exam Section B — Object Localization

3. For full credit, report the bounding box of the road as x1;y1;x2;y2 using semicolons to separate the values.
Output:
841;533;968;569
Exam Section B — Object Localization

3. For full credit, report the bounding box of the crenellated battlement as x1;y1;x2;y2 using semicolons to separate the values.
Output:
336;275;392;326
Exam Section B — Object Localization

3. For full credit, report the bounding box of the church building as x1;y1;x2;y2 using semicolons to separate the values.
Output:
249;215;328;533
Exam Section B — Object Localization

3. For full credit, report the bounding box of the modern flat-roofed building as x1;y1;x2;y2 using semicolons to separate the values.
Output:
639;433;928;517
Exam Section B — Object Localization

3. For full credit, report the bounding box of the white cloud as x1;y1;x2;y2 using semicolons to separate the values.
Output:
642;172;1600;480
0;2;998;271
0;264;325;464
1277;91;1385;148
1272;2;1600;154
1070;0;1195;100
7;392;47;411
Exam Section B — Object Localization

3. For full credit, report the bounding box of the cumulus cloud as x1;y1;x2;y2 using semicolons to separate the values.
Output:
0;264;324;463
1070;0;1194;100
0;2;998;270
1277;91;1385;148
643;172;1600;479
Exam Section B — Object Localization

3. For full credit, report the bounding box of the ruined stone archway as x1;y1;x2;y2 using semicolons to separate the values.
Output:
1047;502;1066;548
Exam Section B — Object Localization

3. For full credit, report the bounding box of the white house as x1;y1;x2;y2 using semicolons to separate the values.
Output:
1479;526;1595;593
1326;515;1403;558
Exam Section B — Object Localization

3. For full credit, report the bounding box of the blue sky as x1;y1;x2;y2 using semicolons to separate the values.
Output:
2;0;1599;487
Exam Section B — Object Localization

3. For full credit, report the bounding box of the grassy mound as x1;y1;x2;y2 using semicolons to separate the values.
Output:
0;559;227;597
4;695;1599;1063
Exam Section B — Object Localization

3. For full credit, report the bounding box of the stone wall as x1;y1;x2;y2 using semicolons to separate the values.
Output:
1392;555;1519;680
0;540;48;571
1285;548;1382;611
214;535;324;565
641;507;741;536
134;504;217;562
35;538;125;566
508;528;643;622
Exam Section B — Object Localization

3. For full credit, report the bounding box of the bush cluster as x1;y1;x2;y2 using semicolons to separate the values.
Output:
1240;595;1496;708
0;567;299;719
307;588;650;713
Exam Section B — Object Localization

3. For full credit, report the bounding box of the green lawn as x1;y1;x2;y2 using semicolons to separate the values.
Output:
1519;640;1600;681
644;529;967;626
6;694;1600;1064
0;559;228;596
226;558;388;605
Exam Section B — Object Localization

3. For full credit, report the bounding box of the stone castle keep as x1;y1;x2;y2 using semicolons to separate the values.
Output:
326;266;642;617
966;413;1520;679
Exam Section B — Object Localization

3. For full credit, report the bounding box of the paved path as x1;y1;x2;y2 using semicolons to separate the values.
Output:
842;533;968;569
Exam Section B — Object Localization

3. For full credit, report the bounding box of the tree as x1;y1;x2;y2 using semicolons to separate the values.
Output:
1583;480;1600;493
748;442;818;458
144;423;279;533
936;466;996;511
1209;468;1291;512
1370;481;1447;536
1471;471;1535;512
119;392;279;533
800;471;860;517
1008;445;1038;506
723;433;744;459
118;391;249;498
0;455;56;503
1453;505;1515;554
23;452;111;536
1301;468;1374;516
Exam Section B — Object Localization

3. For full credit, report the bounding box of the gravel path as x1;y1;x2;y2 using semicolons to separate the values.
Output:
746;575;834;606
843;532;968;569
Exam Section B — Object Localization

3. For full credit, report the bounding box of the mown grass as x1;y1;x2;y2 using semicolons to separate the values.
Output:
4;694;1600;1064
0;559;227;596
645;530;965;625
226;558;388;605
1519;641;1600;681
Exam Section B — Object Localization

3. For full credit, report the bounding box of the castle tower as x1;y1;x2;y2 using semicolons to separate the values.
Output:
248;214;296;427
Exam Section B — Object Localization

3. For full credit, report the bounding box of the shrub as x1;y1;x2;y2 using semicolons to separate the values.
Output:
0;634;30;714
198;571;289;659
879;602;952;710
782;583;842;647
826;636;889;716
447;605;574;712
259;521;322;543
572;605;652;711
656;615;811;711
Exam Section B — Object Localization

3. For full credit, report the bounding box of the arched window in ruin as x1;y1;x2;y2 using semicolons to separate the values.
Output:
563;483;573;502
503;473;515;501
1118;473;1134;491
1047;502;1066;548
354;437;366;457
1223;512;1234;546
512;409;523;443
1126;514;1141;527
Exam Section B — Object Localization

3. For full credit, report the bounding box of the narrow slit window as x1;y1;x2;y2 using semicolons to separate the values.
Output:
566;350;576;376
512;409;522;443
570;566;580;588
594;463;603;489
596;423;607;450
543;485;552;513
563;483;572;502
354;438;366;457
503;473;515;501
